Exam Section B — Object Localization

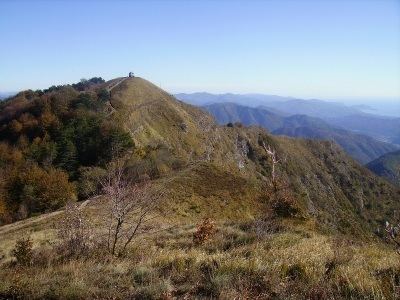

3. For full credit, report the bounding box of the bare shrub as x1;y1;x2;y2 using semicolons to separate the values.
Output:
385;221;400;254
193;218;216;245
57;202;93;258
268;185;298;218
262;142;298;218
11;236;33;266
325;237;355;277
251;217;282;239
101;160;164;256
262;142;281;184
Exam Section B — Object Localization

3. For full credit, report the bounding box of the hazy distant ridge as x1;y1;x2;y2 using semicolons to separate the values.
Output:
202;102;399;164
176;93;400;146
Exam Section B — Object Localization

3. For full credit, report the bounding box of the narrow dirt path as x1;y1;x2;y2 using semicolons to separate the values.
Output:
0;210;64;236
107;77;128;93
105;77;128;115
0;197;99;236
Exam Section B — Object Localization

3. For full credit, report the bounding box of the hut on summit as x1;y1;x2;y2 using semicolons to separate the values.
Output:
129;72;134;77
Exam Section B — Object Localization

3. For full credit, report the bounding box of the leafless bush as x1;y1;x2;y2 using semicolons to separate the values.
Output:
269;185;298;217
251;217;282;239
193;218;216;245
262;142;282;184
57;202;94;258
262;142;298;218
101;160;164;256
385;221;400;254
11;236;33;266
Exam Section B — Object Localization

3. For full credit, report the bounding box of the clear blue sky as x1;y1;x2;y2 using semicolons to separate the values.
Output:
1;0;399;100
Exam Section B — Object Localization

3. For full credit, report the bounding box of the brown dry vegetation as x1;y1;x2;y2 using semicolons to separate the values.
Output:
0;200;399;299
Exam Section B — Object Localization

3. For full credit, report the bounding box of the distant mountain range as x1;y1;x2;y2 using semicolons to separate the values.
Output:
175;92;293;108
367;150;400;186
176;92;400;146
202;102;399;164
176;93;364;118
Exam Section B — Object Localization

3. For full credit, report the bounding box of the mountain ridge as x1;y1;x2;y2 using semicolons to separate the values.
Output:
177;93;400;145
203;102;399;164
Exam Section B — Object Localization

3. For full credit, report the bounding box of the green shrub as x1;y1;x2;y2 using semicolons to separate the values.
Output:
78;166;107;198
11;236;33;266
283;263;307;281
132;266;153;285
134;279;172;300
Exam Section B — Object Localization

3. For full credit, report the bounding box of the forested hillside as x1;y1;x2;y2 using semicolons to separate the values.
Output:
0;78;132;223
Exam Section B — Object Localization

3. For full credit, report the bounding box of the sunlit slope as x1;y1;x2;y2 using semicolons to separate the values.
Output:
109;77;215;160
103;77;400;237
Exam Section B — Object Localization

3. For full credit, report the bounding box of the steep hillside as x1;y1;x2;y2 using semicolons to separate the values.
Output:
110;77;215;161
1;76;398;233
177;93;400;145
367;150;400;186
204;102;284;130
107;79;400;236
203;102;398;163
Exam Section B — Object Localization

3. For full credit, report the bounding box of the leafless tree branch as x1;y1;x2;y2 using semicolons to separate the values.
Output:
100;159;164;256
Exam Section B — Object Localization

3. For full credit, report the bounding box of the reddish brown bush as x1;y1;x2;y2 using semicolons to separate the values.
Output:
193;218;216;245
262;174;298;218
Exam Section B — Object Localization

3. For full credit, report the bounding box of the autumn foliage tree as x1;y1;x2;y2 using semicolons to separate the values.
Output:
11;236;33;266
4;163;76;219
0;77;133;224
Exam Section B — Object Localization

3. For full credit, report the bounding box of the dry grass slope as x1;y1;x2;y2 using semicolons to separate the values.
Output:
1;205;399;299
